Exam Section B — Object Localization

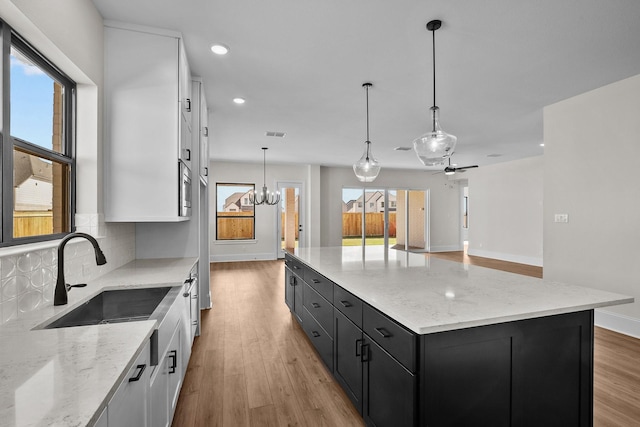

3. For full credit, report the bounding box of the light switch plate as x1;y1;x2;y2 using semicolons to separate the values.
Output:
554;214;569;223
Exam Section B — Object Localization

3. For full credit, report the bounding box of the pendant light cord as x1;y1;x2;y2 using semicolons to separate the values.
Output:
432;26;436;109
262;147;267;187
364;83;371;160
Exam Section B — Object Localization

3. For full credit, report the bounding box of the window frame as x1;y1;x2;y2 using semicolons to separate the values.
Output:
0;22;76;247
215;182;256;241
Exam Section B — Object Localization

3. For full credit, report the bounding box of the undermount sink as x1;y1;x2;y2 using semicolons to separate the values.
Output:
39;286;180;329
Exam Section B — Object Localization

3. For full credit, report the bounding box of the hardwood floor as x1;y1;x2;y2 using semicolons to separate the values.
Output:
173;260;363;427
173;253;640;426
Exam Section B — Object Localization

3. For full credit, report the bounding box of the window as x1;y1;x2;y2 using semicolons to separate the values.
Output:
1;22;75;246
216;183;255;240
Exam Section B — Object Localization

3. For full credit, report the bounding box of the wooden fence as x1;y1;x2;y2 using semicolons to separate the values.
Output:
217;212;396;239
14;211;53;238
342;212;396;237
217;211;255;240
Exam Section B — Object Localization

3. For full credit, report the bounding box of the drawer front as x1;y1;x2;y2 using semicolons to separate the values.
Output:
302;307;334;371
285;256;305;279
363;304;417;372
304;269;334;302
334;285;363;328
303;282;333;338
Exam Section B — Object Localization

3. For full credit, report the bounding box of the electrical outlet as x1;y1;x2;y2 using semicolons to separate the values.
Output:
554;214;569;223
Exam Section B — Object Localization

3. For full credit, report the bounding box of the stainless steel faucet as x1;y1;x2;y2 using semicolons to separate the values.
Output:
54;232;107;306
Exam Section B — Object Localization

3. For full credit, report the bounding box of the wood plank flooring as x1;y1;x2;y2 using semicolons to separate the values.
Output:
173;260;363;427
173;253;640;427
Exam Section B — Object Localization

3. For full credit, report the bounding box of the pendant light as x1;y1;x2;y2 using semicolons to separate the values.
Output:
249;147;280;205
353;82;381;182
413;19;457;166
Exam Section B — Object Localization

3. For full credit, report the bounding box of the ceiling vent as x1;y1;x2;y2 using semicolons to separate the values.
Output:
266;131;286;138
487;153;503;158
394;146;412;151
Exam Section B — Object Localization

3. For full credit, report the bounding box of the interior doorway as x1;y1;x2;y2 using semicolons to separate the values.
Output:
277;182;303;258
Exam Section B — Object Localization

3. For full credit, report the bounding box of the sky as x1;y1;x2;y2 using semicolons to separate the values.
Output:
10;47;56;151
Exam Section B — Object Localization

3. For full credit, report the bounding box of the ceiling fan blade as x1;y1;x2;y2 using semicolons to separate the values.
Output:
456;165;478;171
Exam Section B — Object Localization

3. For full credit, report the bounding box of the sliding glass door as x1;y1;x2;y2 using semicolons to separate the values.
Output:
342;188;397;248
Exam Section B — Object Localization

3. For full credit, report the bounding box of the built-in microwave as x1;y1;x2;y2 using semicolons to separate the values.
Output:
179;161;192;217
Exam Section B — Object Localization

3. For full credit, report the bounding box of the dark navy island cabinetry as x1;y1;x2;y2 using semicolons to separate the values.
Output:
284;251;609;427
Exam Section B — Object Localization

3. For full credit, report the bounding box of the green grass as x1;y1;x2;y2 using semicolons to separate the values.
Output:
342;237;397;246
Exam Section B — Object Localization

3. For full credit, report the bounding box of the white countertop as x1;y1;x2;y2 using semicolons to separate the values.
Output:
292;247;633;334
0;257;197;427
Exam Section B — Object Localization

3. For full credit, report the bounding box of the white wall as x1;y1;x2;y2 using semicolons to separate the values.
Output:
464;156;544;266
544;73;640;337
209;161;320;262
319;166;462;251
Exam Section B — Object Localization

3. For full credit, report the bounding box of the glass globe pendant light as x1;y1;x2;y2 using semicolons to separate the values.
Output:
353;82;381;182
249;147;280;205
413;19;457;166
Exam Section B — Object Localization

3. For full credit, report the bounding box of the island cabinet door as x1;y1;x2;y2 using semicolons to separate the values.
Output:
361;336;416;427
420;310;594;427
284;267;303;323
284;266;295;312
334;309;364;413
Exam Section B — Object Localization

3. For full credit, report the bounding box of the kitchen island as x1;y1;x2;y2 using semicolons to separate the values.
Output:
285;247;632;427
0;257;197;427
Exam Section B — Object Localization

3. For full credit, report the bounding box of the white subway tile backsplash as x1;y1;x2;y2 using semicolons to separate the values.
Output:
0;218;136;325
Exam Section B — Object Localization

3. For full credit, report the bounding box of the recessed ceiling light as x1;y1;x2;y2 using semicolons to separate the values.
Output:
539;143;545;147
210;44;229;55
233;97;245;104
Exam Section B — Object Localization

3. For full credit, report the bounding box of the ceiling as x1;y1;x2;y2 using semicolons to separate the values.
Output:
91;0;640;171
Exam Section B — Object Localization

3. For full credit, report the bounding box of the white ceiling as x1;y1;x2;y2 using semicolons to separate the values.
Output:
91;0;640;171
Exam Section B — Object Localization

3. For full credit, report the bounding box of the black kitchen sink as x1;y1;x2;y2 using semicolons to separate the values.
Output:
39;287;178;329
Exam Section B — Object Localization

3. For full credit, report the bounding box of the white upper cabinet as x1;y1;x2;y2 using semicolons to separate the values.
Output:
104;22;192;222
193;80;209;185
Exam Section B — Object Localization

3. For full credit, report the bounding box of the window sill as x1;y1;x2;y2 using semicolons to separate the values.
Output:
214;239;258;245
0;235;106;258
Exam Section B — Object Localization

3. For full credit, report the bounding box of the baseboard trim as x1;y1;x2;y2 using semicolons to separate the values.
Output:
594;309;640;339
467;248;543;267
429;245;464;253
211;252;276;263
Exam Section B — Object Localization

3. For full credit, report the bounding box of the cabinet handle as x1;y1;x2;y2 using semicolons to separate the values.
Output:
183;292;190;297
312;279;320;284
204;167;208;176
312;331;321;338
311;302;320;309
361;344;370;362
168;350;177;374
355;338;363;357
185;148;191;161
186;98;191;112
375;327;392;338
203;126;208;136
128;364;146;382
290;276;297;286
340;300;352;308
293;265;300;270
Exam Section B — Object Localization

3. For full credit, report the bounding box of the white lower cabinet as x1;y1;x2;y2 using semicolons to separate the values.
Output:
107;340;151;427
150;320;183;427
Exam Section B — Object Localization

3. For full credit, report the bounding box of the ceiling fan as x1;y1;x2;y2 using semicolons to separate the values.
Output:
434;157;478;175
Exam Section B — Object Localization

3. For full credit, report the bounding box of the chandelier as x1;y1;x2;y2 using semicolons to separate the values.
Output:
249;147;280;205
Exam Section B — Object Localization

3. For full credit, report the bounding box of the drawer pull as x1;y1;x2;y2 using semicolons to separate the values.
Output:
293;265;300;270
375;327;392;338
361;344;370;362
340;300;352;308
312;331;321;338
128;364;146;382
312;279;321;284
355;338;363;356
290;276;296;286
311;302;321;309
168;350;177;374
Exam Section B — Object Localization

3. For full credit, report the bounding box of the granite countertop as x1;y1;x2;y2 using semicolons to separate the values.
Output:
0;257;197;427
291;247;633;334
